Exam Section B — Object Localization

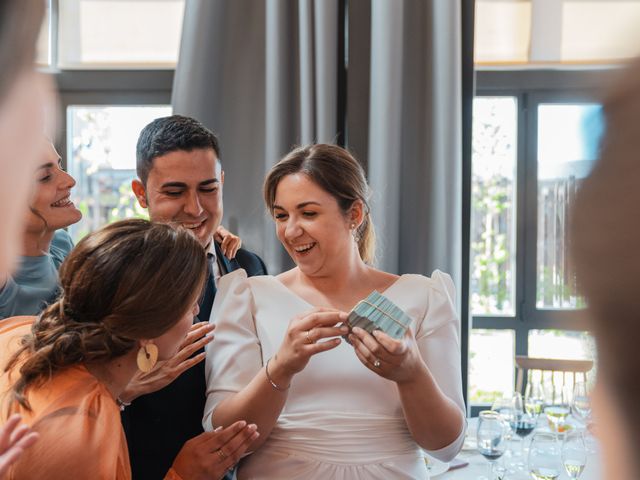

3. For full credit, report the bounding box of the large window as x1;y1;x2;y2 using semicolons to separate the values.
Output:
468;82;604;407
67;105;172;242
468;0;633;410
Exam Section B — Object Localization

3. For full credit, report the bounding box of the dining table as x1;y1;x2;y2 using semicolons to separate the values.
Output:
427;417;602;480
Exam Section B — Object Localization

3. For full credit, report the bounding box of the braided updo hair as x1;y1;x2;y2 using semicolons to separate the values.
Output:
6;219;207;409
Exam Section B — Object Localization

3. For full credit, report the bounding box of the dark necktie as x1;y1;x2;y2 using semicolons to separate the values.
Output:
197;253;217;323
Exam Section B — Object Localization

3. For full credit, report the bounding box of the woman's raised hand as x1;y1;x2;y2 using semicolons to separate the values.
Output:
0;414;39;477
271;308;348;379
348;327;426;384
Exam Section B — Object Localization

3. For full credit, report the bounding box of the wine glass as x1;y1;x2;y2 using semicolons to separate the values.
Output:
506;392;526;468
510;412;536;459
544;383;571;433
491;394;519;450
525;381;546;421
477;410;507;480
571;382;592;425
528;432;562;480
562;432;587;479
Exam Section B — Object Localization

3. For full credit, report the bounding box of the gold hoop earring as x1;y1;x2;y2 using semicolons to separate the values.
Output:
137;344;159;372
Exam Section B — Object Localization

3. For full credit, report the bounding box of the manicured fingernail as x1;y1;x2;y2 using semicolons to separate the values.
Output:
340;326;349;333
214;426;223;432
248;424;257;431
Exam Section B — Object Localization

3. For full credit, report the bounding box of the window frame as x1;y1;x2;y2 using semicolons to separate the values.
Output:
54;70;174;170
469;68;617;413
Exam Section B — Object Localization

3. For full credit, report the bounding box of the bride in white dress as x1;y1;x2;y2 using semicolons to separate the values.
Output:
203;144;466;479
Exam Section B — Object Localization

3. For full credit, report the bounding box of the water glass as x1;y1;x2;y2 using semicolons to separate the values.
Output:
525;381;546;420
571;382;592;425
562;432;587;479
544;384;571;433
528;432;562;480
477;410;507;480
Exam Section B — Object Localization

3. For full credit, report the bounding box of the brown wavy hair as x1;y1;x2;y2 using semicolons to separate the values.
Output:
264;144;376;264
5;219;207;409
0;1;44;104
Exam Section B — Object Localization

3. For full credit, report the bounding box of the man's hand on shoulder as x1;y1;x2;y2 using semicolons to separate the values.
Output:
121;322;215;402
214;226;241;259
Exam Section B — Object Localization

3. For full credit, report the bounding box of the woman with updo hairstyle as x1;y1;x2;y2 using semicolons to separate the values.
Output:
203;144;466;479
0;219;258;479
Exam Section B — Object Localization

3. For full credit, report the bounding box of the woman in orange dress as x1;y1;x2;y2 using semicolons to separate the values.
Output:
0;219;258;479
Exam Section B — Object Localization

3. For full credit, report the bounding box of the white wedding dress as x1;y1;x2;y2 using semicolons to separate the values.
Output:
204;270;466;480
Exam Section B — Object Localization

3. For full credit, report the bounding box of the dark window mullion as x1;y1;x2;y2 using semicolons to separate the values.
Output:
523;91;540;326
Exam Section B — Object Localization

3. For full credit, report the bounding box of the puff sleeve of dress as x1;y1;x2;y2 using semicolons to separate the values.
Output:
413;270;467;462
203;269;262;431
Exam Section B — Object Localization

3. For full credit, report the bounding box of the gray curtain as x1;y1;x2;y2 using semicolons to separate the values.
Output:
173;0;462;290
347;0;462;290
173;0;339;273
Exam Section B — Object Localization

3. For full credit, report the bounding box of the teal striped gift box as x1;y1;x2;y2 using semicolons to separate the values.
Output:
345;291;412;339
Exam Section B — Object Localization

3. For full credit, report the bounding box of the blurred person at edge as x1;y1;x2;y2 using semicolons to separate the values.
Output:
571;58;640;480
0;0;55;475
0;0;55;276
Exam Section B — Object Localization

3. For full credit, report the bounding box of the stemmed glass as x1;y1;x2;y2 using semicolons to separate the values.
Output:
528;432;562;480
571;382;592;425
525;381;546;421
505;393;527;468
511;412;536;459
562;432;588;479
544;383;571;433
477;410;508;480
491;394;518;455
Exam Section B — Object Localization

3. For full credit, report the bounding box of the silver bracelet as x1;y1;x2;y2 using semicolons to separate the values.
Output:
265;357;290;392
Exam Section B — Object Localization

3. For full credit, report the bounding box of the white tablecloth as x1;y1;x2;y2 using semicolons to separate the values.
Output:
435;418;602;480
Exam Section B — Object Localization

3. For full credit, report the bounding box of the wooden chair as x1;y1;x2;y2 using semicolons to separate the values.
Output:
515;355;594;395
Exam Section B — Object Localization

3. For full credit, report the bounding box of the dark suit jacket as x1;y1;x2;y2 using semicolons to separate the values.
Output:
122;243;267;480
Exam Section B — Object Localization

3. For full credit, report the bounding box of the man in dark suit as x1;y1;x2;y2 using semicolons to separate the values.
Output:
124;115;267;480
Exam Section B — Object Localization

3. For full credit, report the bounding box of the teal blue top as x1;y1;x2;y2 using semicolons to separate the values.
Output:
0;230;74;319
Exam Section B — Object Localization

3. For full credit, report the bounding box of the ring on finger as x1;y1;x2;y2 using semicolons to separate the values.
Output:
305;329;315;344
216;449;227;461
373;358;381;368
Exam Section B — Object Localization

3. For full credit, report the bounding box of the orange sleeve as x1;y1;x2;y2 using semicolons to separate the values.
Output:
6;370;131;479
